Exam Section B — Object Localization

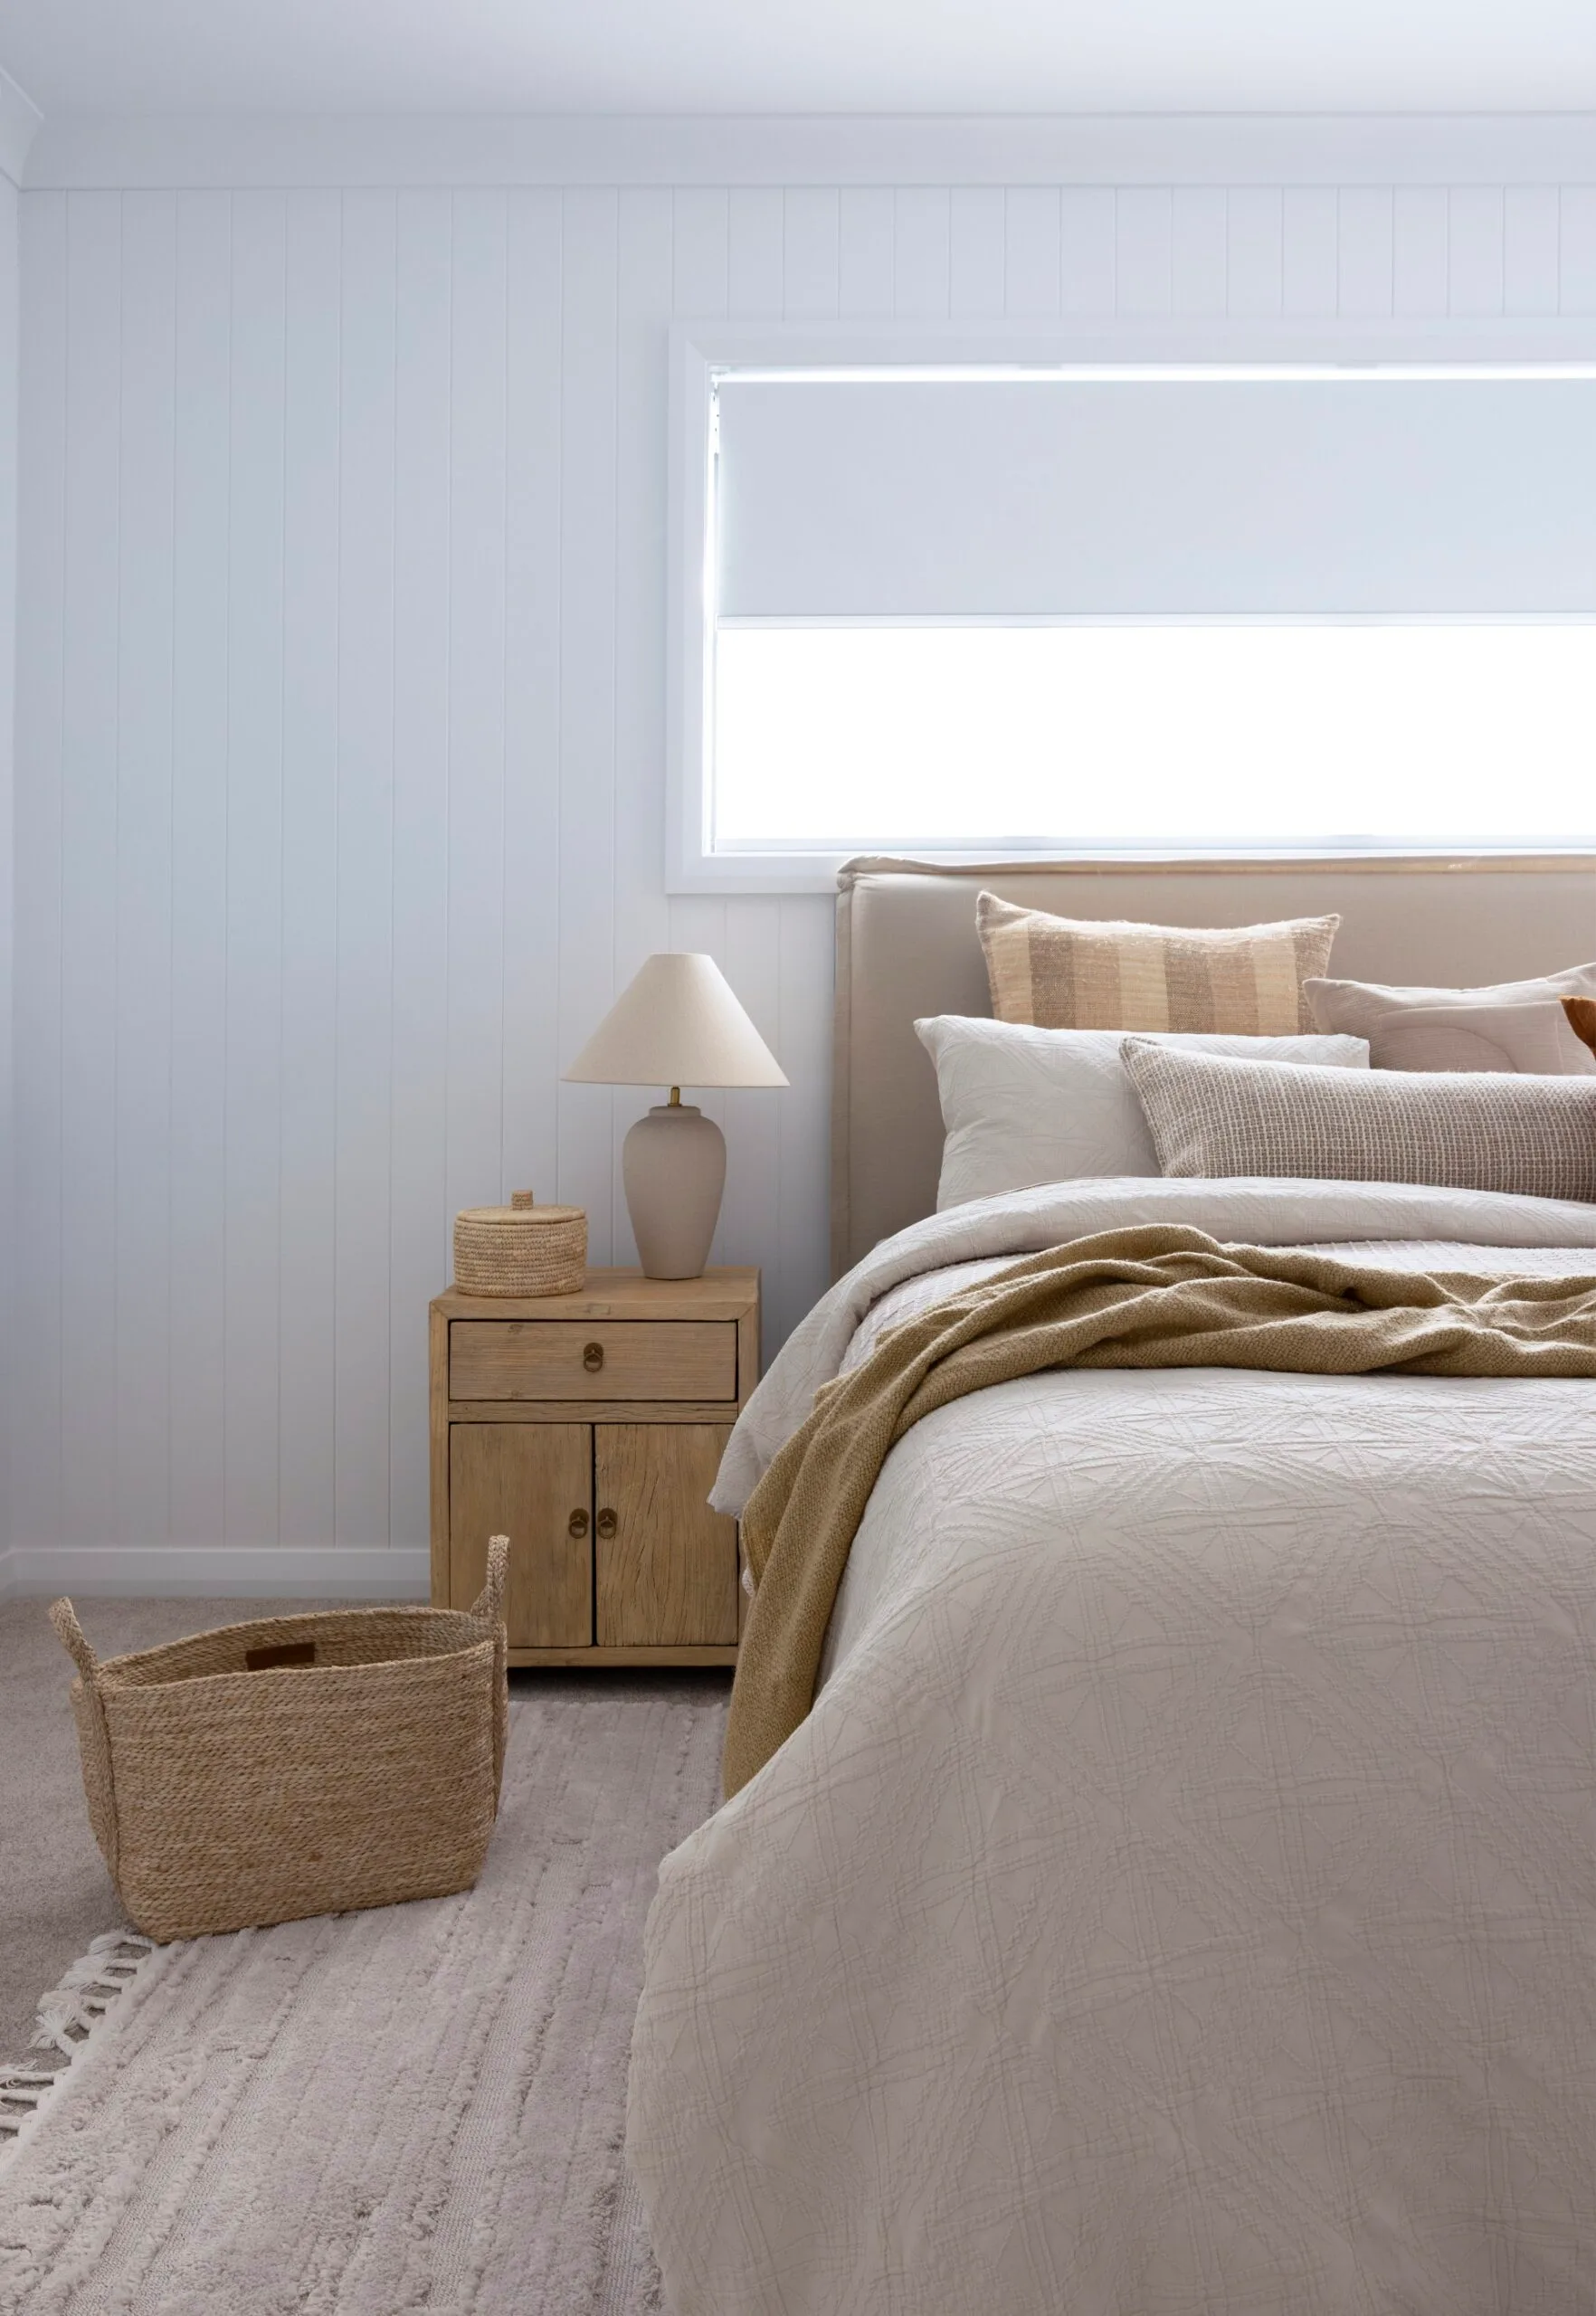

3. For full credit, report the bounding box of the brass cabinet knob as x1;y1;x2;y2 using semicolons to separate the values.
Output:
567;1509;589;1540
583;1341;604;1372
595;1507;618;1540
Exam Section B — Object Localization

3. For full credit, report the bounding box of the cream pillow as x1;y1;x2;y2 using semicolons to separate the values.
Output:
979;893;1339;1034
917;1016;1369;1209
1306;967;1596;1076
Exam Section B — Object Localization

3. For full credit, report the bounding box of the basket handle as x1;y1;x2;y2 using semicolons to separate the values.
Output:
470;1535;510;1628
50;1598;99;1682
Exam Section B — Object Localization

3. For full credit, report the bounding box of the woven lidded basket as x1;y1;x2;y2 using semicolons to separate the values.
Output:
453;1188;586;1296
49;1539;511;1943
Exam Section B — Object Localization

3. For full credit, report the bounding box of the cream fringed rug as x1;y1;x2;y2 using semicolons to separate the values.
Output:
0;1677;727;2314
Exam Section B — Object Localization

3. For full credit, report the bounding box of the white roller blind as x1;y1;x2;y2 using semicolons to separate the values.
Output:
714;374;1596;620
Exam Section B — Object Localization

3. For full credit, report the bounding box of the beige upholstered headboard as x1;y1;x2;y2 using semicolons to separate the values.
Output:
831;854;1596;1277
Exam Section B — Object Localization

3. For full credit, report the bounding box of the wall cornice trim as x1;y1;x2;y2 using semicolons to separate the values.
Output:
23;109;1596;193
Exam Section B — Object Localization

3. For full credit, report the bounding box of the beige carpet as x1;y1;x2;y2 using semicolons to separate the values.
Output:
0;1612;727;2314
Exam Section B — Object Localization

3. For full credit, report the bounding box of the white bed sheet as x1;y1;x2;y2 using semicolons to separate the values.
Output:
629;1179;1596;2315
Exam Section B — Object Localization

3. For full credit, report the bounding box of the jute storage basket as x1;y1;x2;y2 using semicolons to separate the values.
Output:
453;1189;586;1296
49;1538;511;1943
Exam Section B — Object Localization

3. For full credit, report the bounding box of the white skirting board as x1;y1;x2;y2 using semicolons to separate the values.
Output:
0;1548;432;1602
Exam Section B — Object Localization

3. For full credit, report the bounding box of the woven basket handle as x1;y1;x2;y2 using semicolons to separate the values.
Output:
50;1598;118;1883
49;1598;99;1682
471;1536;510;1628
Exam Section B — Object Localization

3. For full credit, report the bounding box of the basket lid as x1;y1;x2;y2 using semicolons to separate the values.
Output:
456;1190;585;1228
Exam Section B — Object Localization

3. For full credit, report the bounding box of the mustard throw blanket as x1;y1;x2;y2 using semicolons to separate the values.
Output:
725;1224;1596;1795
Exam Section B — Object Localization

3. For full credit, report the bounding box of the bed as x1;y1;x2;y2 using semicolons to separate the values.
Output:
628;857;1596;2316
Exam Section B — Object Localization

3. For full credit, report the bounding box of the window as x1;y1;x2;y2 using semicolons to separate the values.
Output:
714;621;1596;855
668;344;1596;891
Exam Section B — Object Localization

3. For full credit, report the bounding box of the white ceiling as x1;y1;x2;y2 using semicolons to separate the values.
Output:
0;0;1592;119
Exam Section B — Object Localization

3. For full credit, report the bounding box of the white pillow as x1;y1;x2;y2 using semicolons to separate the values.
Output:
916;1015;1371;1210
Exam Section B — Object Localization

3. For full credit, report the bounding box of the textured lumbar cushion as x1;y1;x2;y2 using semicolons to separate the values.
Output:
1122;1037;1596;1202
1306;965;1596;1076
978;892;1339;1034
916;1015;1368;1210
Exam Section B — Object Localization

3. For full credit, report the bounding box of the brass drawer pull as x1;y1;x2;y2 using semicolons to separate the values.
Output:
595;1507;618;1540
567;1509;589;1540
583;1341;604;1372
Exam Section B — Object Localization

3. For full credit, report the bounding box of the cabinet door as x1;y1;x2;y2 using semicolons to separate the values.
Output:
451;1424;593;1647
594;1424;738;1647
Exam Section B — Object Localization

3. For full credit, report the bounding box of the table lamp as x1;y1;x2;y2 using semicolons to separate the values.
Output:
563;953;787;1279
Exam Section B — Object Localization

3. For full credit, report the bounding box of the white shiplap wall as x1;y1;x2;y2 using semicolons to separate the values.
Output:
12;164;1596;1587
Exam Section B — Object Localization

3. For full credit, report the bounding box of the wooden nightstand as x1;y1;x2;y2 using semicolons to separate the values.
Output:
429;1267;759;1667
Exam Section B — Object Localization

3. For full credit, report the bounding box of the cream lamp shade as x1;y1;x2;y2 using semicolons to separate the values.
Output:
564;953;787;1091
563;954;787;1280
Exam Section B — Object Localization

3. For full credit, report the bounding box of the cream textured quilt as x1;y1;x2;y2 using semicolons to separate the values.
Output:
629;1180;1596;2316
727;1222;1596;1798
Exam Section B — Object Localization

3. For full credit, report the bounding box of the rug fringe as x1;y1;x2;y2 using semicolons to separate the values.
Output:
0;1930;157;2152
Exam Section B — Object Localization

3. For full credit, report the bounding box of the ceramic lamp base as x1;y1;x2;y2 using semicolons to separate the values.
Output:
622;1103;727;1279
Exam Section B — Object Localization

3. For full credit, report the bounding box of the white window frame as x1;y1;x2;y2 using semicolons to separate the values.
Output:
665;318;1596;897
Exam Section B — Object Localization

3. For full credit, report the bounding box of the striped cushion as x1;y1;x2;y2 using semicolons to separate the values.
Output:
1122;1038;1596;1201
979;894;1339;1034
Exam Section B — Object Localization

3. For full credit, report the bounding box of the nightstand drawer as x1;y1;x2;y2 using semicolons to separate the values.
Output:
450;1319;736;1403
